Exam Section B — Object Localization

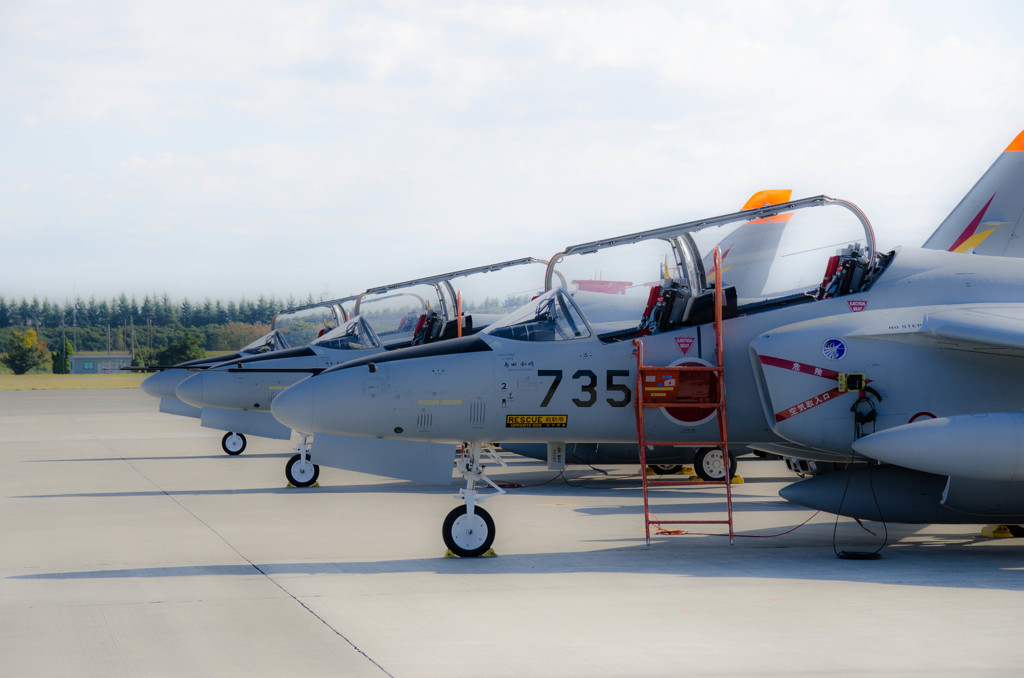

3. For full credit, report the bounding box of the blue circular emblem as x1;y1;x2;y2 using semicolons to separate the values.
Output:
822;337;846;361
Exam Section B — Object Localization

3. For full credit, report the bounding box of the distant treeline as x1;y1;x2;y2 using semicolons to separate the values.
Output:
0;293;319;354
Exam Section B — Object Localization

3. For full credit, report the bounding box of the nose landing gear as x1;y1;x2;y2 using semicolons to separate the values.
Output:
442;442;504;557
285;434;320;487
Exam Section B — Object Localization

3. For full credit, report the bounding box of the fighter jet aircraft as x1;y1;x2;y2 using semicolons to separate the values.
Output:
139;298;351;454
506;130;1024;481
271;131;1024;554
174;258;548;485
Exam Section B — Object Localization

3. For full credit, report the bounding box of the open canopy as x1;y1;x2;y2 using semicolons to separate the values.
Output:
483;196;886;342
311;315;382;351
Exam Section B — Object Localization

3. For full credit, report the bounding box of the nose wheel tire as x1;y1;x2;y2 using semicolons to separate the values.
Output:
693;447;736;481
286;453;320;487
442;505;495;558
650;464;684;475
221;432;246;455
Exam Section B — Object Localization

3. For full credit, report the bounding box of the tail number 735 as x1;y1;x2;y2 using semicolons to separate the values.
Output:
538;369;632;408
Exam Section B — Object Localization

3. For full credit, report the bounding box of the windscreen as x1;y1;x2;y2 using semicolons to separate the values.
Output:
272;304;341;347
312;315;381;351
239;329;288;354
484;288;592;342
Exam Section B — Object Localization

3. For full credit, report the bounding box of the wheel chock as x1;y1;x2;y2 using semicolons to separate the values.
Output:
981;525;1015;539
443;548;498;558
645;466;696;476
286;482;320;488
683;475;743;483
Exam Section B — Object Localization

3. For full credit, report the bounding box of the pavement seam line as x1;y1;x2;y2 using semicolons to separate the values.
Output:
108;444;395;678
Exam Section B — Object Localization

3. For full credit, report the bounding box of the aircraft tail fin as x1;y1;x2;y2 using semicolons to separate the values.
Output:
923;130;1024;255
742;189;792;211
705;189;793;296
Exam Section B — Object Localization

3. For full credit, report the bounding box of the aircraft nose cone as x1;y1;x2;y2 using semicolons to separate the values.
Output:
141;370;184;398
175;373;204;408
271;379;314;434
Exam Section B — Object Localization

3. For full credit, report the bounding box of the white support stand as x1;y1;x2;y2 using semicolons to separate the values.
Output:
456;441;506;516
481;442;508;470
296;433;313;462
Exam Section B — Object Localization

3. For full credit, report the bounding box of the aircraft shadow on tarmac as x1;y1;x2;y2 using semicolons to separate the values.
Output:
11;539;1024;592
12;468;791;502
13;481;460;500
27;453;292;462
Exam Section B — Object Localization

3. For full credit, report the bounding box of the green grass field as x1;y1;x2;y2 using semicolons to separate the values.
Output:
0;374;147;391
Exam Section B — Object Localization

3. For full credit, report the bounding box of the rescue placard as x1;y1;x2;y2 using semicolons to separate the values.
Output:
506;414;568;428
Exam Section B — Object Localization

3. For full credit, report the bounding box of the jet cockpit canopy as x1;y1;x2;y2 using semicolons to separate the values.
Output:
271;296;355;350
354;257;550;348
542;195;883;340
483;288;593;342
237;329;289;355
311;315;382;351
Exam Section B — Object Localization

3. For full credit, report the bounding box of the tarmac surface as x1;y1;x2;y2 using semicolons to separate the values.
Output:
2;388;1024;677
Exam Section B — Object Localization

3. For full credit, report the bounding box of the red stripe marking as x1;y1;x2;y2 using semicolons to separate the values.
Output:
758;354;842;380
774;387;844;423
948;194;995;252
759;354;873;422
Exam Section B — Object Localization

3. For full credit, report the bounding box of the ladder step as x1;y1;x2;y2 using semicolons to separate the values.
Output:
642;441;725;447
640;402;721;409
645;479;729;486
648;519;732;525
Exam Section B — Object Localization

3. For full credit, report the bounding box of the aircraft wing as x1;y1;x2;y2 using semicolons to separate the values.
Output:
841;304;1024;357
919;305;1024;352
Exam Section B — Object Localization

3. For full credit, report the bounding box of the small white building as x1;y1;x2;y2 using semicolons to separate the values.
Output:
71;353;133;374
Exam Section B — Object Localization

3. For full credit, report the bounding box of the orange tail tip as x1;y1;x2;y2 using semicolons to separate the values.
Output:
742;189;792;210
1006;130;1024;152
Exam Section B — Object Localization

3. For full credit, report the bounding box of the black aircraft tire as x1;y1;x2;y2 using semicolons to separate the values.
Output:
285;453;320;487
650;464;684;476
694;448;736;481
442;505;495;558
221;432;247;455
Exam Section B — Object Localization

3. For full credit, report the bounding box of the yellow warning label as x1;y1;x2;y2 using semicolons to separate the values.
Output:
505;414;568;428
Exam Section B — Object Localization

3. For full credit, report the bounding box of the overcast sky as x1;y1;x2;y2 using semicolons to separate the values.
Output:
3;0;1024;304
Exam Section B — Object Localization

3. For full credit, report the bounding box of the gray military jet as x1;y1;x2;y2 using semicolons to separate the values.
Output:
139;298;351;454
271;131;1024;554
175;258;548;485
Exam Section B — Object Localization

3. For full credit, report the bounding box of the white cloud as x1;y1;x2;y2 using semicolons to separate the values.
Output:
2;0;1024;301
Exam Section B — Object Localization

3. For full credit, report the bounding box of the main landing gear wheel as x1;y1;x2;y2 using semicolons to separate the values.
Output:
650;464;684;475
442;505;495;558
286;453;319;487
693;448;736;481
221;432;246;455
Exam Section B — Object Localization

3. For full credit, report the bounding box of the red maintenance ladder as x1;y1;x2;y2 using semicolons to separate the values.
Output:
633;247;734;545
